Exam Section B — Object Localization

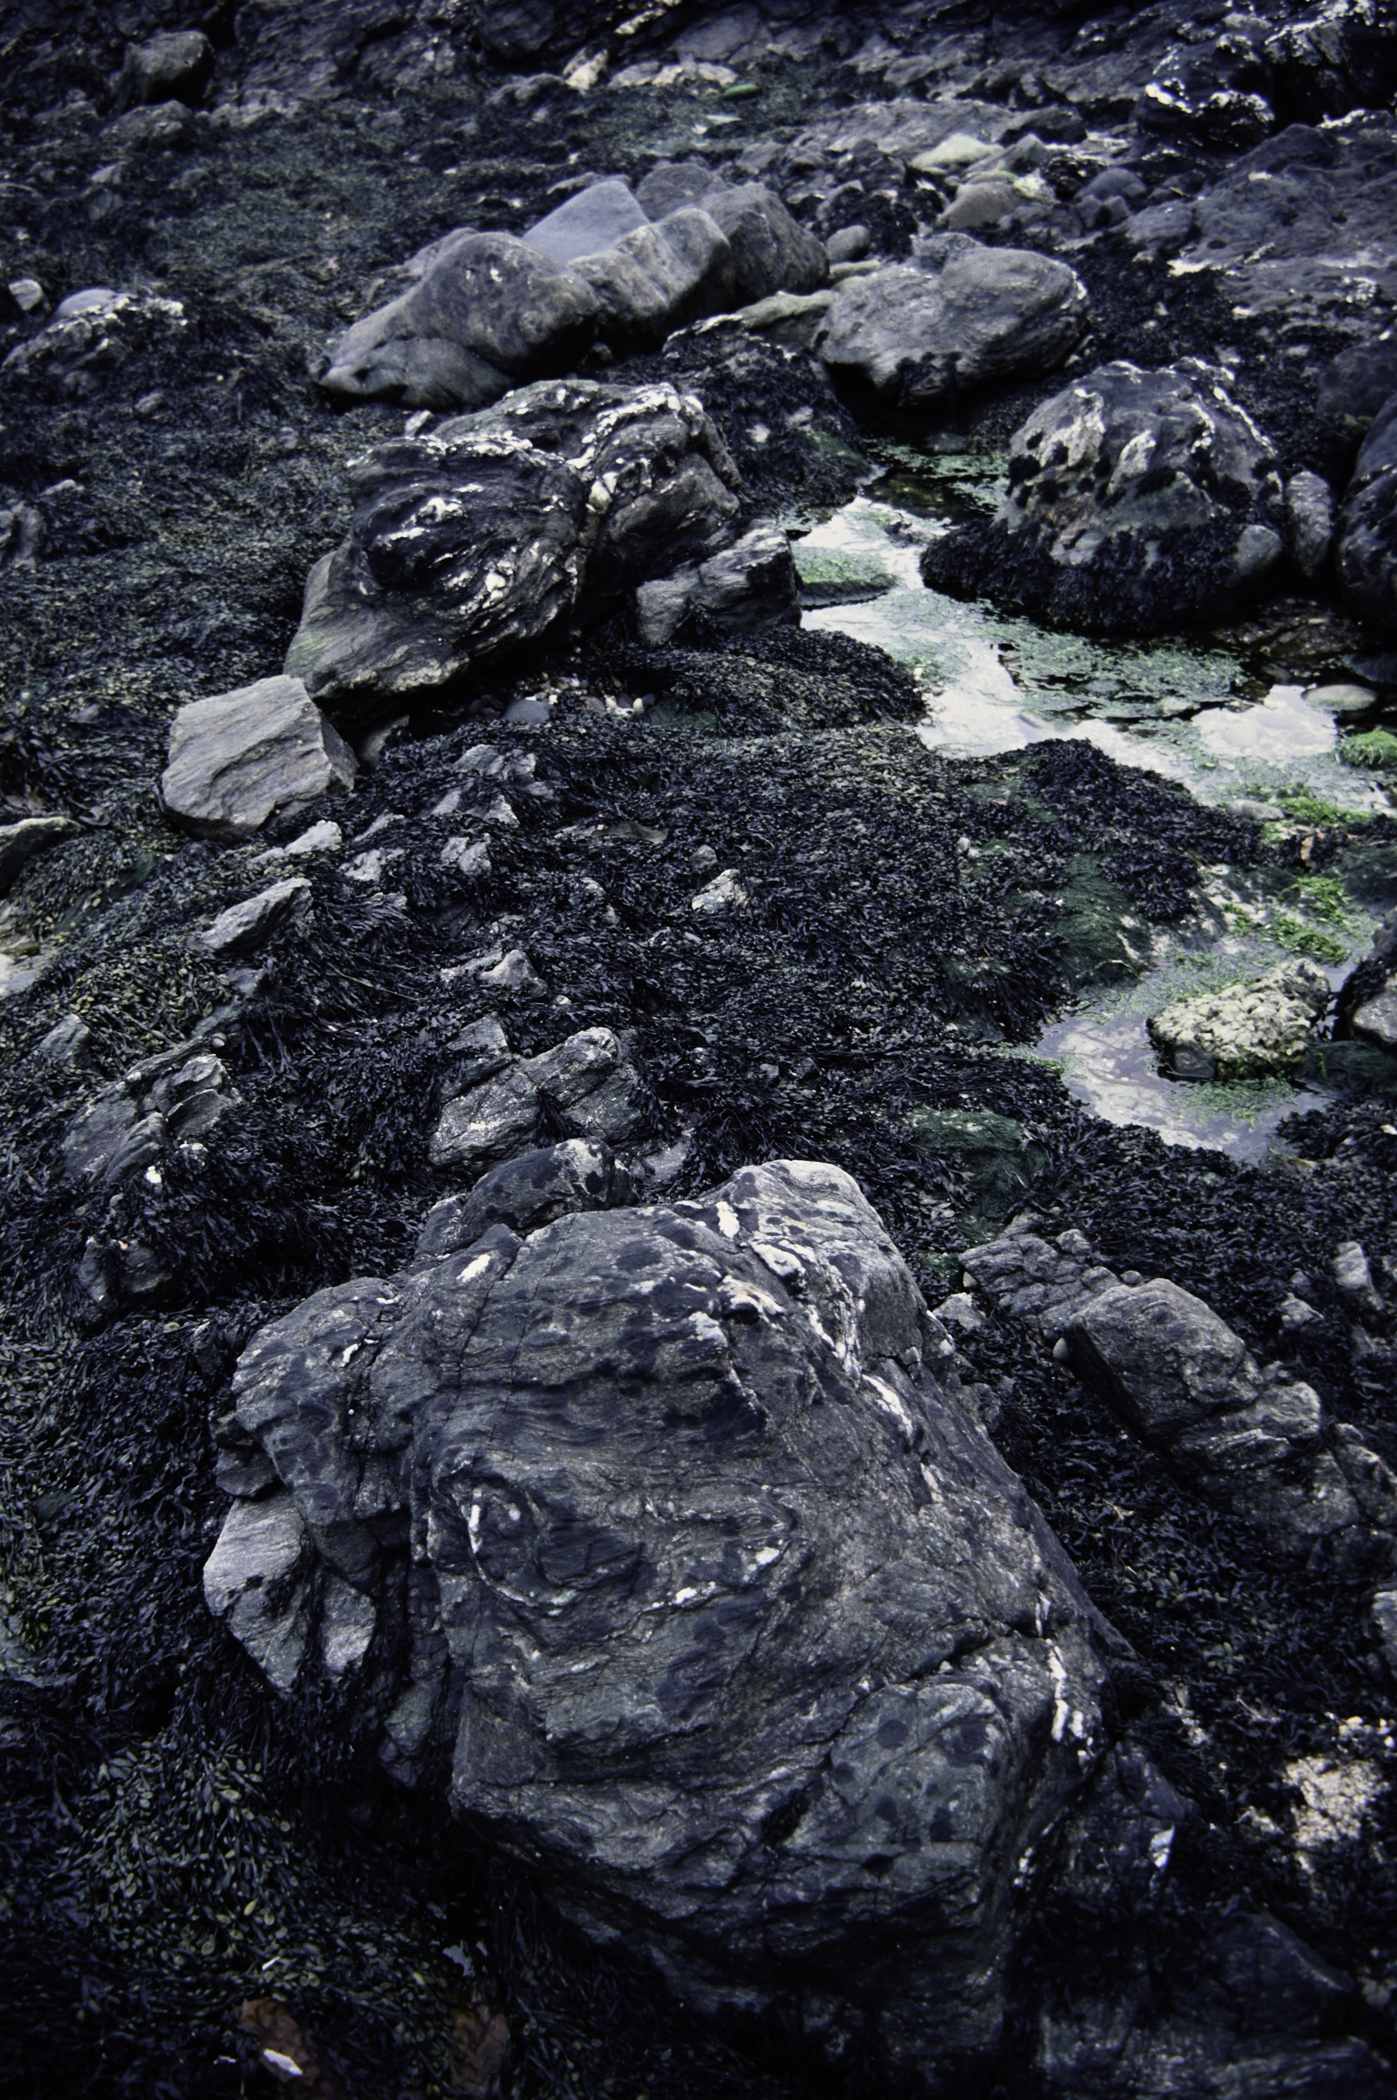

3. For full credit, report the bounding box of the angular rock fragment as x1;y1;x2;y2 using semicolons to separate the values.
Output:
703;183;829;303
202;1491;313;1694
922;360;1287;633
428;1024;639;1170
196;877;312;956
416;1139;632;1256
285;381;739;723
1286;470;1334;582
572;209;737;347
1146;959;1331;1080
523;178;650;265
161;675;357;842
634;519;800;646
206;1159;1127;2072
814;235;1086;411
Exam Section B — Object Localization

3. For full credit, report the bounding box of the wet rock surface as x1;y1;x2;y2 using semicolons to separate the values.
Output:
1;4;1396;2098
1147;957;1332;1080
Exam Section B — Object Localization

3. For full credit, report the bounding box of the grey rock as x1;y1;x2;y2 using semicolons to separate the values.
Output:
0;815;79;895
815;238;1087;412
115;30;214;112
318;232;599;411
446;1012;512;1089
416;1138;632;1258
1332;1241;1383;1319
825;224;870;264
964;1222;1365;1559
1371;1586;1397;1677
202;1490;313;1695
105;101;192;150
923;360;1287;634
938;178;1022;230
479;0;556;60
1147;959;1331;1080
207;1159;1128;2075
636;159;720;218
61;1090;137;1182
285;380;739;723
1064;1277;1357;1554
3;287;189;389
196;876;312;957
445;947;547;1001
574;209;738;348
1336;392;1397;636
634;520;800;646
428;1023;642;1171
1352;976;1397;1051
1286;470;1334;582
161;674;357;843
523;178;650;266
36;1012;91;1069
704;183;829;303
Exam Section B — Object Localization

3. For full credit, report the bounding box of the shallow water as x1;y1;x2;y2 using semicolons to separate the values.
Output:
800;478;1396;1160
797;487;1394;817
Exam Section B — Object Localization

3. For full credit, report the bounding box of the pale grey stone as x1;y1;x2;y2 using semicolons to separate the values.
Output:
202;1491;313;1695
196;876;312;956
1287;470;1334;581
161;675;356;843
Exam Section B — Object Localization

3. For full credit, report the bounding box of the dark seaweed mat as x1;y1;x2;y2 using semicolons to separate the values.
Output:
4;686;1396;2094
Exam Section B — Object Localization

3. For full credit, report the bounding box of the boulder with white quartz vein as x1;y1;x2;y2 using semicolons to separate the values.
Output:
205;1158;1128;2074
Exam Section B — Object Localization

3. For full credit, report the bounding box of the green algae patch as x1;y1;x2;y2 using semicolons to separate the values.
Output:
1340;728;1397;770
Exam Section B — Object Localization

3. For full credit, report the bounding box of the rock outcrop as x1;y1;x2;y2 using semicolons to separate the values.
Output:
284;380;742;724
814;235;1087;411
921;360;1288;633
1336;391;1397;636
206;1159;1128;2075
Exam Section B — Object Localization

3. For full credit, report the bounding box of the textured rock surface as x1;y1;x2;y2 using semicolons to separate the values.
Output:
207;1160;1125;2070
703;183;829;303
572;208;738;348
634;519;800;646
814;236;1087;411
318;231;600;410
1336;392;1397;636
0;815;79;894
922;360;1287;633
161;674;357;842
285;379;740;722
963;1220;1379;1563
523;178;650;266
1146;959;1332;1080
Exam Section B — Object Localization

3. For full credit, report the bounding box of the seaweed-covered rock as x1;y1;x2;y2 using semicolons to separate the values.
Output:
318;232;600;411
1;287;187;392
285;380;740;724
1146;959;1331;1080
921;361;1286;634
1336;392;1397;635
814;237;1087;413
161;674;357;842
0;815;79;894
206;1159;1127;2077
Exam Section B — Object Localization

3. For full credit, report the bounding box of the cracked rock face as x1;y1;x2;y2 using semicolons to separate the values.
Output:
922;359;1287;634
205;1159;1122;2072
284;378;739;724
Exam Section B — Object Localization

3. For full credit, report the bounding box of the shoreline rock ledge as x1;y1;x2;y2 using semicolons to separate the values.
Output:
205;1156;1137;2079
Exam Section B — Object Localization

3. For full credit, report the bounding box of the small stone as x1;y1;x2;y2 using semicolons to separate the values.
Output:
1332;1242;1383;1319
691;868;748;912
202;1491;312;1695
1352;977;1397;1051
37;1013;91;1069
196;877;312;956
1287;470;1334;581
441;837;491;879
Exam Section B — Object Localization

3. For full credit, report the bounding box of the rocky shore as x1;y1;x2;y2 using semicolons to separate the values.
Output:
2;2;1397;2096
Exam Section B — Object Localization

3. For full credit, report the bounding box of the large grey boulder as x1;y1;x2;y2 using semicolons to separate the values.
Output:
703;183;829;303
921;360;1288;634
161;674;357;842
1336;392;1397;636
572;209;738;348
318;232;600;411
523;178;650;266
814;236;1087;412
205;1159;1127;2078
1146;959;1331;1080
285;380;740;723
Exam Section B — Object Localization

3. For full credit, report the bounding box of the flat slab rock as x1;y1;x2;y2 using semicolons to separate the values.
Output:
161;674;356;842
205;1158;1132;2076
1147;958;1331;1080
